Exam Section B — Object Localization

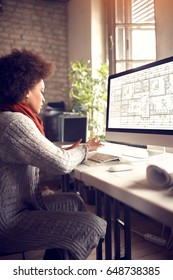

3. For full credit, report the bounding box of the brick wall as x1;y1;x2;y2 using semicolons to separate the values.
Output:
0;0;70;110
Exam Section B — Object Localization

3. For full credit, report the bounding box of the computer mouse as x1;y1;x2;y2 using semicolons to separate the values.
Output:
108;164;133;172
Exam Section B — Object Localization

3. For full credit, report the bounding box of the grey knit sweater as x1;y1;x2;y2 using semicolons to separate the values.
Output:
0;112;106;259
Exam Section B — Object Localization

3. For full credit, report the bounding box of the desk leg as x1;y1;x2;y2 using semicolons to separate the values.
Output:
114;201;131;260
105;194;112;260
114;200;121;259
95;190;103;260
124;205;131;260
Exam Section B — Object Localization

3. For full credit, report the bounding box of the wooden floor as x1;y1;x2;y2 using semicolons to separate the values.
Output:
87;204;173;260
1;184;173;260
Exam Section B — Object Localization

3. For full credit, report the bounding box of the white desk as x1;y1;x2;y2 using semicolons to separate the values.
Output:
74;160;173;227
70;144;173;259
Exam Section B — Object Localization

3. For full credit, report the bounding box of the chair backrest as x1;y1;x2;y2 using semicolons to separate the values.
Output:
46;101;65;111
44;101;66;141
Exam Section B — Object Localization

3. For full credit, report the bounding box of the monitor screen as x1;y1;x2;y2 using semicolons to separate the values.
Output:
106;56;173;150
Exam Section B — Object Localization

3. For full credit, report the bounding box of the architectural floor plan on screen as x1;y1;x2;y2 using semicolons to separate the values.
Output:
109;61;173;130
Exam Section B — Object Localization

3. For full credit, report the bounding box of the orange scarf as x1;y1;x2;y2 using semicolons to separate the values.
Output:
0;102;45;136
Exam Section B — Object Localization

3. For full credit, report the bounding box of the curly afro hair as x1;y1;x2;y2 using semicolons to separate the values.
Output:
0;49;56;104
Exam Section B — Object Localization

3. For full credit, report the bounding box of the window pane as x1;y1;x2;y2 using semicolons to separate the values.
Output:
110;0;156;74
116;62;127;73
116;61;151;73
131;28;156;59
116;26;156;61
116;27;126;60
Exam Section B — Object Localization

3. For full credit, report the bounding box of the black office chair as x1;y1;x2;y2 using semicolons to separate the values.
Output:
44;101;65;141
46;101;65;110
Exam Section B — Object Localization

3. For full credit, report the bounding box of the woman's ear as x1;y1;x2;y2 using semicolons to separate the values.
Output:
22;92;30;103
25;92;30;98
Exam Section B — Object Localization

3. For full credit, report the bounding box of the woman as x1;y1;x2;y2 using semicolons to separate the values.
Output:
0;49;106;260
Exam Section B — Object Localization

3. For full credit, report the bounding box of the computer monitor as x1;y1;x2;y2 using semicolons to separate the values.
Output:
106;56;173;153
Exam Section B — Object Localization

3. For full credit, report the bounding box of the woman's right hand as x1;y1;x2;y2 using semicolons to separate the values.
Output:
63;137;104;152
85;137;104;152
64;138;82;150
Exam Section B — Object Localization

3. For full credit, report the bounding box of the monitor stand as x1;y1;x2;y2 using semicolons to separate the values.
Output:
147;145;166;156
121;145;149;159
121;145;171;160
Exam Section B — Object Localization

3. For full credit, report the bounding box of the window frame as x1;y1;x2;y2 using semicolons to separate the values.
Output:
106;0;156;75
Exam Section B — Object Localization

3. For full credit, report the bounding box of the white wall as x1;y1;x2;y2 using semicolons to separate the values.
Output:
68;0;106;66
68;0;92;62
155;0;173;59
91;0;106;69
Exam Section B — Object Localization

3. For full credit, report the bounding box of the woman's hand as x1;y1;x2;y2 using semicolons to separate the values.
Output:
64;138;82;150
63;137;103;152
85;137;104;152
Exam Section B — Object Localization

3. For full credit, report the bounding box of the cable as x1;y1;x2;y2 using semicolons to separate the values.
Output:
115;218;168;248
131;228;144;238
131;228;167;247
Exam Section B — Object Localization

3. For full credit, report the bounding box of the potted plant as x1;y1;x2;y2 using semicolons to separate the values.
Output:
68;60;108;140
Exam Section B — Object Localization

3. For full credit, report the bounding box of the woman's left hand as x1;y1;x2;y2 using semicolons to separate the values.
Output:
85;137;104;152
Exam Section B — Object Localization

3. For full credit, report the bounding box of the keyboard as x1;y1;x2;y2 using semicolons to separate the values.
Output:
88;152;120;163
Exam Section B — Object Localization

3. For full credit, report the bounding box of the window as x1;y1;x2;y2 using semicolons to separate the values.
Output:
106;0;156;74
